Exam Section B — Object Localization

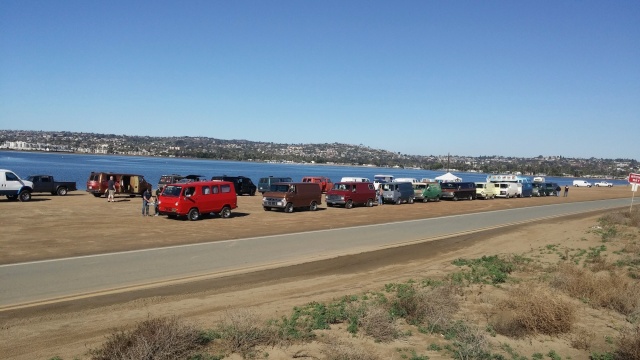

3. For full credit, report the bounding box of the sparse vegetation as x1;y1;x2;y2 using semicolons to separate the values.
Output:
68;210;640;360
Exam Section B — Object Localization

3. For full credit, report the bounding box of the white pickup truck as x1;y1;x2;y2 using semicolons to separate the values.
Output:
0;169;33;201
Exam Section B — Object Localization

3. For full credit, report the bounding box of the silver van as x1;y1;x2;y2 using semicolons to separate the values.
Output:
258;176;293;193
381;181;414;205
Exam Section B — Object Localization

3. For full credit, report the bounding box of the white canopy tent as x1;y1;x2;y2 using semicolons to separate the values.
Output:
435;172;462;182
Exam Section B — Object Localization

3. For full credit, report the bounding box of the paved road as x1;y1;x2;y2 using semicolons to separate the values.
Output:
0;198;631;309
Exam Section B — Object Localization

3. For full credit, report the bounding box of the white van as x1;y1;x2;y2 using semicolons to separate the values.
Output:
395;177;419;184
340;177;371;183
573;180;592;187
495;182;518;198
373;174;394;190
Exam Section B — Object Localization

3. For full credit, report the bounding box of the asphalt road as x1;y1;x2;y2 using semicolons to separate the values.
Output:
0;198;631;310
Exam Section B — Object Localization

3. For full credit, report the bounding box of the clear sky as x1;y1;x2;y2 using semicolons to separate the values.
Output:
1;1;639;160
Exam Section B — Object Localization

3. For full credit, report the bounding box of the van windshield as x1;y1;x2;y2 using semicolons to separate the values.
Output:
162;186;182;197
440;183;458;189
500;184;509;188
269;184;291;192
332;183;351;191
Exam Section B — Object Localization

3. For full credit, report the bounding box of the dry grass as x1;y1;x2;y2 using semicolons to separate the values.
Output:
570;327;596;351
551;262;640;315
320;337;380;360
616;325;640;360
214;309;277;357
89;316;203;360
600;208;640;228
358;303;398;342
493;285;575;337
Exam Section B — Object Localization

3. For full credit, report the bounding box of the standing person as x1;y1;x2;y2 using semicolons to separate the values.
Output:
378;185;384;205
142;187;151;216
107;176;116;202
555;185;561;197
564;185;569;197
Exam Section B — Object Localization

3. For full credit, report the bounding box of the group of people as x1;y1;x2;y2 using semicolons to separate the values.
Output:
107;175;159;216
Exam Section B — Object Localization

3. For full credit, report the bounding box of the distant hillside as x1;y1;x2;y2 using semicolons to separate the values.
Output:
1;129;637;178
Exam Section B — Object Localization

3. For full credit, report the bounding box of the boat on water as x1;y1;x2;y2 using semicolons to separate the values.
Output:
533;176;545;183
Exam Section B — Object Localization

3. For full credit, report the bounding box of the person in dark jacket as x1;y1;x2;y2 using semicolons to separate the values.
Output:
142;188;151;216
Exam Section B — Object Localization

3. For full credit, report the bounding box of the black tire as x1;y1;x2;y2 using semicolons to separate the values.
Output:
18;190;31;202
93;193;102;198
366;199;374;207
345;200;353;209
263;207;271;211
285;203;294;213
408;197;414;204
310;201;318;211
395;197;401;205
57;187;68;196
187;208;200;221
453;195;458;201
468;194;474;201
220;206;231;218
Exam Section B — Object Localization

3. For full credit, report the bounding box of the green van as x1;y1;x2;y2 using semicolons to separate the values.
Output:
421;182;442;202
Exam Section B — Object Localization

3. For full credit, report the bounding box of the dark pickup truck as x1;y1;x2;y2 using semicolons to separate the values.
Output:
26;175;77;196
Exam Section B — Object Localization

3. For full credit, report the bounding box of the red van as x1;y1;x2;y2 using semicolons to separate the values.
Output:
301;176;333;193
325;182;377;208
157;180;237;221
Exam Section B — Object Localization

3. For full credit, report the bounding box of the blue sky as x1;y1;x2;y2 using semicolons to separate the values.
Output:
1;1;639;160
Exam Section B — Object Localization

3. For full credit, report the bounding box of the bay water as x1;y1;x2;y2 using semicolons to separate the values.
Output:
0;150;627;190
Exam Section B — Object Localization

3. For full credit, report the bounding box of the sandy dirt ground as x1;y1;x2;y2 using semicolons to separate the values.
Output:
0;186;636;359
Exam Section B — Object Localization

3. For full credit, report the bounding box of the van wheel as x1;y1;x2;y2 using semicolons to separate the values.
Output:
263;207;271;211
250;190;256;196
468;194;474;200
220;206;231;218
395;198;401;205
345;200;353;209
93;193;102;198
18;190;31;202
310;201;318;211
285;203;294;213
188;208;200;221
453;195;458;201
423;198;429;203
408;197;414;204
366;199;374;207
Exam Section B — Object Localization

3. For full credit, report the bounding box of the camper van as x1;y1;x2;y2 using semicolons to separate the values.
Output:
258;176;293;193
440;182;476;201
158;180;238;221
417;182;442;202
262;182;322;213
326;182;376;208
340;177;371;183
373;174;394;190
475;182;498;200
495;182;519;198
86;172;152;198
380;181;414;205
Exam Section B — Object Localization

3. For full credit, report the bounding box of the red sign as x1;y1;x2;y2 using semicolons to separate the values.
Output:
629;173;640;184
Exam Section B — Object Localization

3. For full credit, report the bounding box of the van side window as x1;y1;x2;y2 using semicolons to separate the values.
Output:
221;185;231;193
212;186;219;194
203;186;211;195
5;172;19;181
184;187;195;197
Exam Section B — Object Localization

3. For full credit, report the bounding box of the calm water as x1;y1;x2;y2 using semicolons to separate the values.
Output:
0;150;629;190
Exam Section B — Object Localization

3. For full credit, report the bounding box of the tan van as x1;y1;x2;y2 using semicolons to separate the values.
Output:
86;172;152;198
262;182;322;213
